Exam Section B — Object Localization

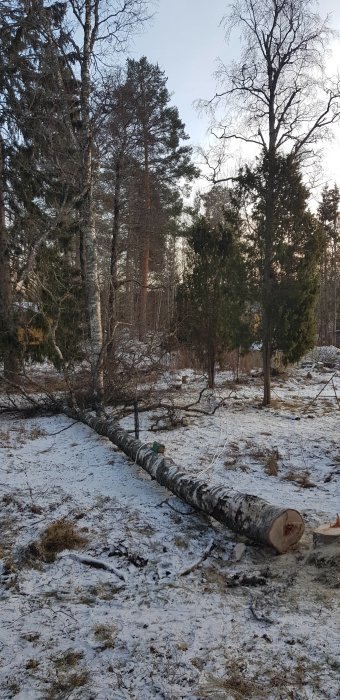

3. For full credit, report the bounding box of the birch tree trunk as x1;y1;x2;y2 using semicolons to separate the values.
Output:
80;0;104;402
64;408;305;553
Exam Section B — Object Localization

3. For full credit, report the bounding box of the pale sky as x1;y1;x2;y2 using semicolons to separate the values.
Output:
130;0;340;192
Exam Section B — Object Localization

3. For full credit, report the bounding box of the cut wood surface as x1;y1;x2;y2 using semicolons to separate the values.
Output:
64;409;305;553
313;524;340;547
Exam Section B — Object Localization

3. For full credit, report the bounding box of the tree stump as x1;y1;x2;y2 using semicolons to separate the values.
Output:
313;516;340;548
312;517;340;569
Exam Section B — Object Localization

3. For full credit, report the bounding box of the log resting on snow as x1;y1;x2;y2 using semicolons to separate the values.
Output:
64;409;304;553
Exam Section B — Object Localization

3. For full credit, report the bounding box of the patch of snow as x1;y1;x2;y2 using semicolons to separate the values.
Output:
1;368;340;698
302;345;340;367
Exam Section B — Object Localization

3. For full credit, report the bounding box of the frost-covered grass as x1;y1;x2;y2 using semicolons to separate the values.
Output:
0;367;340;699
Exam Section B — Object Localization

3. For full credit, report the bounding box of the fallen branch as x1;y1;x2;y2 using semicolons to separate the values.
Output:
249;596;274;624
302;373;336;414
157;498;195;515
64;553;126;581
108;543;148;568
63;408;305;553
111;387;230;422
178;539;215;576
227;571;270;588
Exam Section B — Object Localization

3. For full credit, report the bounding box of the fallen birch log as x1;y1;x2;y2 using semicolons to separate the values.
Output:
64;409;304;553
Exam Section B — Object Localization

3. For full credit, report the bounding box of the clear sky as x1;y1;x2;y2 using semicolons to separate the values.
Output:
129;0;340;192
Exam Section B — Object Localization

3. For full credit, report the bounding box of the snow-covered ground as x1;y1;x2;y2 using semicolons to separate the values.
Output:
0;367;340;699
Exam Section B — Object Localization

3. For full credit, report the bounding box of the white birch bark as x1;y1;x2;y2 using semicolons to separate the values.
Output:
64;408;305;553
80;0;104;400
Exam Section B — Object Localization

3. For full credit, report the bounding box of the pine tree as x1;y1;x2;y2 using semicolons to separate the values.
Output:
123;57;198;338
97;58;198;342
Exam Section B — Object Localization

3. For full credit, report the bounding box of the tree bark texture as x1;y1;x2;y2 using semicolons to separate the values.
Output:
106;156;121;355
0;135;19;380
139;138;151;340
80;0;104;400
64;409;305;553
262;146;275;407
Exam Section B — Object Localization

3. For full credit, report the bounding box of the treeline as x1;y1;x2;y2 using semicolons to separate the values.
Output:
180;167;339;389
0;0;340;407
0;1;197;403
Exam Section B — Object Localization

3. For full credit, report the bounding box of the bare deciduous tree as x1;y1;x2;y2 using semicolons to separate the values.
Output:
204;0;340;404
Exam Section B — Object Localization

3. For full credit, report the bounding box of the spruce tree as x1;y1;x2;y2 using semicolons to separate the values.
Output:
178;204;251;388
240;154;324;365
0;1;84;376
317;185;340;345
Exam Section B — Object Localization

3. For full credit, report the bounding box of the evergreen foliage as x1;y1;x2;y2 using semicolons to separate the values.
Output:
0;1;85;369
98;56;198;337
317;185;340;345
240;154;325;364
177;205;252;388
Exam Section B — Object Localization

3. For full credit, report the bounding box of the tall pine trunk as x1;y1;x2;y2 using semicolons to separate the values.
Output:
262;181;274;407
207;339;216;389
0;135;19;381
333;229;337;346
107;157;121;356
139;138;151;340
262;121;276;405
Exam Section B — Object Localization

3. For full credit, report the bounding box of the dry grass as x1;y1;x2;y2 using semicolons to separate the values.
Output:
198;652;324;699
28;427;46;440
200;564;228;591
198;665;261;699
283;469;317;488
0;429;10;446
27;518;88;564
270;397;305;412
228;441;240;453
0;425;45;447
47;671;89;699
264;450;279;476
174;535;189;549
54;650;84;669
21;632;40;643
247;444;280;476
93;623;118;649
46;650;88;700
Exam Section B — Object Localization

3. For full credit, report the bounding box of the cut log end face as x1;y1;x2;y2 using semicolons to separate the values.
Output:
268;509;305;553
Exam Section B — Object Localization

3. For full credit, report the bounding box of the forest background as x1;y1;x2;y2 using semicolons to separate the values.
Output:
1;0;340;409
